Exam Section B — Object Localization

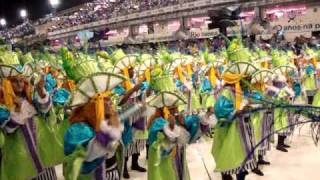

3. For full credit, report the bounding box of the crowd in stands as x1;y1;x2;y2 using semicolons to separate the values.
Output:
46;0;194;32
1;0;196;40
0;21;35;40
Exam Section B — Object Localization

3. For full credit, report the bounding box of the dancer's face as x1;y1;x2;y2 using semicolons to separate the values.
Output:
169;107;178;116
104;97;114;117
128;68;134;78
11;76;25;95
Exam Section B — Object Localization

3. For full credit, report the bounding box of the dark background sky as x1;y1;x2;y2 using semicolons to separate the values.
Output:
0;0;92;27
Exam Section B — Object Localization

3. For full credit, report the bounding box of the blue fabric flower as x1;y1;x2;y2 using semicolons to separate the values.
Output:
306;65;315;75
214;96;234;120
45;73;57;94
53;88;70;105
251;91;263;102
0;106;10;125
184;115;200;142
293;82;302;97
140;81;149;91
175;80;182;88
148;117;167;145
112;85;126;95
200;78;212;93
64;123;95;155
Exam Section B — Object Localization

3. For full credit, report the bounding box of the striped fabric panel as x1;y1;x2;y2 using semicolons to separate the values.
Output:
124;139;146;157
222;160;257;175
106;167;120;180
31;167;57;180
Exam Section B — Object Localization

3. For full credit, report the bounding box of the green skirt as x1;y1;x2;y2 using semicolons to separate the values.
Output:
148;143;190;180
212;118;256;174
1;116;63;180
274;108;289;136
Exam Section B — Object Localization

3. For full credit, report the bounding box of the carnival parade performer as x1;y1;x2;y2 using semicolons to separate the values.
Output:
212;38;261;180
110;49;149;178
0;61;60;179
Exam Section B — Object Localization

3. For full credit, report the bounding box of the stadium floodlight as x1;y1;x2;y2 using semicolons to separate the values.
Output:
49;0;60;8
20;9;28;19
0;18;6;27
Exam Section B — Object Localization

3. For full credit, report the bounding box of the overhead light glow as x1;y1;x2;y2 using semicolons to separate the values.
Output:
0;18;6;26
20;9;28;18
50;0;60;8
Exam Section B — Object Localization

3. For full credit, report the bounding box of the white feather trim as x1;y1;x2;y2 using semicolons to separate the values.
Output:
275;75;287;82
177;127;190;145
163;124;180;142
85;138;108;162
200;114;217;127
100;120;124;140
10;100;37;125
119;103;144;121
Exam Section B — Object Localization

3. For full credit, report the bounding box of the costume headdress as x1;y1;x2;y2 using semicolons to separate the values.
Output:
223;40;258;110
69;72;126;131
134;54;156;82
0;64;32;109
111;49;137;90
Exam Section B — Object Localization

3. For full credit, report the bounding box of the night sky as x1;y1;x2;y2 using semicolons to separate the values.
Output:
0;0;92;27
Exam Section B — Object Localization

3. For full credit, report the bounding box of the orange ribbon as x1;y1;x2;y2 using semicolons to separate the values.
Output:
123;67;133;90
2;79;16;110
209;67;217;88
91;91;111;132
145;68;151;82
176;65;186;83
222;72;243;110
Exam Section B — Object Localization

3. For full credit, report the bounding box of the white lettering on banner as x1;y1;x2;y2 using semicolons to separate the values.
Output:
202;30;219;37
190;31;201;38
189;29;220;39
274;23;320;32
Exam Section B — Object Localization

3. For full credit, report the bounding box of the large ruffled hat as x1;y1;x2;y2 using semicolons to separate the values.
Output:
134;54;156;82
0;63;31;109
110;49;137;90
0;64;22;78
222;60;258;110
224;61;258;75
222;38;257;110
251;69;274;91
147;91;187;109
273;65;297;77
148;64;187;118
198;49;224;88
69;72;127;131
